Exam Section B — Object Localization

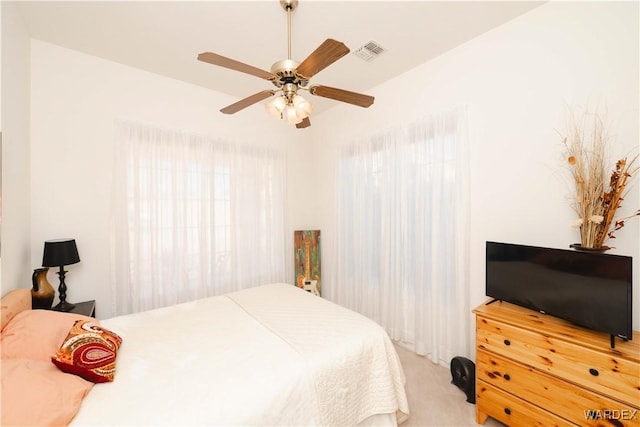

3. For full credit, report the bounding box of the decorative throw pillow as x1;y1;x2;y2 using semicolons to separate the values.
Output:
51;320;123;383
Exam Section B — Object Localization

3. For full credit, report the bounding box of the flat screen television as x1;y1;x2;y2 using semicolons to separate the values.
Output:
485;241;632;347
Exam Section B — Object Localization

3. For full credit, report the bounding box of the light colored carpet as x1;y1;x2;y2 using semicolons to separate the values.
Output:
394;344;504;427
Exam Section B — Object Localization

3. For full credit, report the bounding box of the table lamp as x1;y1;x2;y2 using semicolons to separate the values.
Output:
42;238;80;312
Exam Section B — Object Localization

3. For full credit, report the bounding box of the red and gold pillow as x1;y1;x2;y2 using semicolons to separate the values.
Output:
51;320;123;383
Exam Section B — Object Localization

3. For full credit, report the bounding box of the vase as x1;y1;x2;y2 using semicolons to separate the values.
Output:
569;243;610;253
31;267;55;309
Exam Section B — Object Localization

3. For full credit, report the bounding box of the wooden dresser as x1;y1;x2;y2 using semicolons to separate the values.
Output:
474;300;640;426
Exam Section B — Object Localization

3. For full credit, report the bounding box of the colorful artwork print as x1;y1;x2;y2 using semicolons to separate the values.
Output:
294;230;321;296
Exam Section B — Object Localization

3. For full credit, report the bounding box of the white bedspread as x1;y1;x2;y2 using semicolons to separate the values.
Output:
71;284;409;426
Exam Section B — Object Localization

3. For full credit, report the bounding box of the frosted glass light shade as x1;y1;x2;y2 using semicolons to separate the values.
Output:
265;96;287;119
285;105;303;125
292;95;313;118
266;94;312;125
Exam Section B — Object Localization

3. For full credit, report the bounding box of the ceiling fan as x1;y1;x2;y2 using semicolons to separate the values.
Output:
197;0;375;129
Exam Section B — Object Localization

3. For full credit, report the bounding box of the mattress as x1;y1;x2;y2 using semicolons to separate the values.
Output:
70;283;409;426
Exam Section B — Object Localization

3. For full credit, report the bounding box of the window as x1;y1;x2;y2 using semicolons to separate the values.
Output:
112;122;286;315
334;107;470;364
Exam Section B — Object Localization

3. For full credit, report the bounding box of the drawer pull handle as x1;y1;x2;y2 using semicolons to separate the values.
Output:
589;368;599;376
504;408;512;415
503;374;511;381
503;339;511;346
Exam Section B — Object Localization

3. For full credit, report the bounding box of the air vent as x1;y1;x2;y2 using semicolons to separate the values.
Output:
353;40;386;62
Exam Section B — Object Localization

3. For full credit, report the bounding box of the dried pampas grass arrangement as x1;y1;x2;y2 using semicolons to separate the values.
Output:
561;109;639;249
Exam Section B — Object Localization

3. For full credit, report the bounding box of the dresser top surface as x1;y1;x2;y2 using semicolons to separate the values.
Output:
474;300;640;362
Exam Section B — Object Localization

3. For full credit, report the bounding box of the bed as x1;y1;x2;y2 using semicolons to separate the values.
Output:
1;283;409;426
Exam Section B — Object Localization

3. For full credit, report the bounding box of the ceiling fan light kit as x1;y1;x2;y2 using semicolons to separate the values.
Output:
197;0;374;129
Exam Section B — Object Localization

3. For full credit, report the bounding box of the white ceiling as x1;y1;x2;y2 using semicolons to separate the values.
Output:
15;0;544;114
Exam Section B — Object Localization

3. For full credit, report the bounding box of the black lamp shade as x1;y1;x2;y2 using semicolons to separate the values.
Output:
42;239;80;267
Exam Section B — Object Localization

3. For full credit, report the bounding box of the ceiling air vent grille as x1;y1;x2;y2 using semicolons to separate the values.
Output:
353;40;386;62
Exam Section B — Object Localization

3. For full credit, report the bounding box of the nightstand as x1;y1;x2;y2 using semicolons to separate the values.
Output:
52;300;96;318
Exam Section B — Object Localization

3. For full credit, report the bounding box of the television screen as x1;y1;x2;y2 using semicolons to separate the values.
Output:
486;241;632;340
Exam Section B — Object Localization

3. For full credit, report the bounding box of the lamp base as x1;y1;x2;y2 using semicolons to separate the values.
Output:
52;300;76;312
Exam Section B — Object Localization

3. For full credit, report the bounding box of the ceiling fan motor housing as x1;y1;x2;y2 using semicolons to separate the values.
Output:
270;59;309;90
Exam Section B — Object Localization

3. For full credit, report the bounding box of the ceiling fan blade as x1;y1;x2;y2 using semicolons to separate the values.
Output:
309;85;374;108
295;39;350;79
296;117;311;129
198;52;277;81
220;90;275;114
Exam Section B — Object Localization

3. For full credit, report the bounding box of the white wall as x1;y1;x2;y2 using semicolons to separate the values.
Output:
311;1;640;345
1;2;32;293
29;40;314;318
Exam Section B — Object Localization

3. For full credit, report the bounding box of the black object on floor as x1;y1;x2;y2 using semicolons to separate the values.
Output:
450;356;476;403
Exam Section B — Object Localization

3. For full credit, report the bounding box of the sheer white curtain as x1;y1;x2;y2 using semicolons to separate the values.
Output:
334;106;470;365
111;121;287;316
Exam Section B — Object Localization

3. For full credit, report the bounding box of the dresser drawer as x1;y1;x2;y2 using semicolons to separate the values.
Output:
477;316;640;407
477;380;574;426
477;349;640;426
